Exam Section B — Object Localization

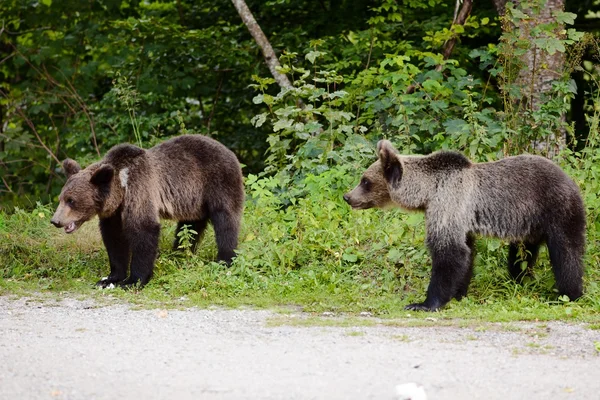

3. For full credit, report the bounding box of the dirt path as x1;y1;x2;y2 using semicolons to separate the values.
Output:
0;296;599;400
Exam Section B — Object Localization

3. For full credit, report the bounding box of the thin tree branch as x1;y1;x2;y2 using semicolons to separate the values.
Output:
1;175;13;193
0;89;60;164
365;28;375;70
406;0;473;94
61;71;100;156
231;0;293;90
0;52;15;65
9;43;101;156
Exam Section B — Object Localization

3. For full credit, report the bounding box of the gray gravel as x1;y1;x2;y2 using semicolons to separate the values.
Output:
1;296;599;400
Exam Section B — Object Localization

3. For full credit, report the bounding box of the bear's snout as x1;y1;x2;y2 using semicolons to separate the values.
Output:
50;218;62;228
343;193;351;204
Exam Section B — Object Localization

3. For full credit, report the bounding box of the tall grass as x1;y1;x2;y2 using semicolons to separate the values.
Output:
1;149;599;322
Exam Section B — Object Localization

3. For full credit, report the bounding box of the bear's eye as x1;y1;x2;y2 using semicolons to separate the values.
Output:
361;178;371;191
66;198;75;207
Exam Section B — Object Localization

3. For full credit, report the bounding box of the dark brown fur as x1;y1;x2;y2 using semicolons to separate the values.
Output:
51;135;245;287
345;140;586;311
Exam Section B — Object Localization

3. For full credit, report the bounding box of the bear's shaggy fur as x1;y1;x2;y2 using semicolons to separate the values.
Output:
51;135;245;287
344;140;585;311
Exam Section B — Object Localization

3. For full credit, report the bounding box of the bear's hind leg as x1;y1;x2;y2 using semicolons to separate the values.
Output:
210;209;240;265
98;213;130;288
406;235;473;311
173;219;209;252
507;241;540;283
120;219;161;287
547;231;584;301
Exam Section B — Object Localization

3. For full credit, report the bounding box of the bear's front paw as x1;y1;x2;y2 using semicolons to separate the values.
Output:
404;302;440;312
96;275;123;289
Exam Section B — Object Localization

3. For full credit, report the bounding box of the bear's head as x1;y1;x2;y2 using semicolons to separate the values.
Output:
51;159;121;234
343;140;403;209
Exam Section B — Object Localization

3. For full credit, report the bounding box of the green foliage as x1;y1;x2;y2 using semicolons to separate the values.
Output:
0;0;499;208
175;224;198;254
0;204;103;288
110;73;143;147
1;0;600;320
1;164;599;320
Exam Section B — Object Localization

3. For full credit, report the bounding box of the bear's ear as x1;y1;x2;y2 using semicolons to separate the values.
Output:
90;164;114;187
62;159;81;178
377;140;403;187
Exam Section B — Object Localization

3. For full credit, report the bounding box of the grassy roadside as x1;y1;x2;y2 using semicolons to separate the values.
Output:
1;183;599;324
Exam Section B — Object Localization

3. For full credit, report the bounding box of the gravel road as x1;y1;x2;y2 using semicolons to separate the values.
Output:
1;296;599;400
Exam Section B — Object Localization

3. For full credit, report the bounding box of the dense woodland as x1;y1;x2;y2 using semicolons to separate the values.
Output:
0;0;598;207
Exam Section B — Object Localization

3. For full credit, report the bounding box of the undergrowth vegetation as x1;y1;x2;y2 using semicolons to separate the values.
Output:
1;1;599;322
1;146;599;321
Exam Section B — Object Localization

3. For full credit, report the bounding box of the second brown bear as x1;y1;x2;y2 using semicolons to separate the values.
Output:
344;140;585;311
51;134;245;287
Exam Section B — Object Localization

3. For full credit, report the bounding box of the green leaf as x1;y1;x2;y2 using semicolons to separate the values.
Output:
405;213;423;227
487;240;501;252
41;0;52;6
342;252;358;263
509;8;529;20
554;11;576;25
566;29;584;42
387;248;402;262
251;113;267;128
273;118;293;132
252;94;264;104
534;37;564;55
305;51;326;64
421;80;442;93
329;90;348;99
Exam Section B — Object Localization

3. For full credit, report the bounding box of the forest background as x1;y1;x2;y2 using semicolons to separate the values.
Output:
1;0;600;319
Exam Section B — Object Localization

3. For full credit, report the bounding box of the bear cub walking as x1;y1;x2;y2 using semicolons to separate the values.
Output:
344;140;585;311
51;134;245;287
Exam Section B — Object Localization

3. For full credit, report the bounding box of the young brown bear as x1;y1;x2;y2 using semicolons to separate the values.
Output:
51;134;244;287
344;140;585;311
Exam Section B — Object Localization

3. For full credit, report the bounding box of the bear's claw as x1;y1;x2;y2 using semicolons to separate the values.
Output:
96;275;125;289
404;302;440;312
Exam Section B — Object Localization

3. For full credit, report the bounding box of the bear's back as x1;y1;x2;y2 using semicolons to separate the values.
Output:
150;135;238;167
149;135;241;186
102;135;244;221
472;154;579;203
466;154;582;239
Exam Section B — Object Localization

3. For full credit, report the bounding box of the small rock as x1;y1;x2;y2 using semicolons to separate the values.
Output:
322;312;335;317
396;382;427;400
359;312;373;317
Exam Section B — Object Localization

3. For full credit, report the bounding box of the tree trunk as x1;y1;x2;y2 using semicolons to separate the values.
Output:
496;0;567;156
231;0;293;90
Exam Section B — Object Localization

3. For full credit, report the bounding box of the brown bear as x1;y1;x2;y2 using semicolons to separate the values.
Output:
51;134;245;287
344;140;585;311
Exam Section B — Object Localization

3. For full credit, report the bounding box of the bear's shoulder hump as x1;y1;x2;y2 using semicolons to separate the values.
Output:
422;150;471;171
105;144;145;164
